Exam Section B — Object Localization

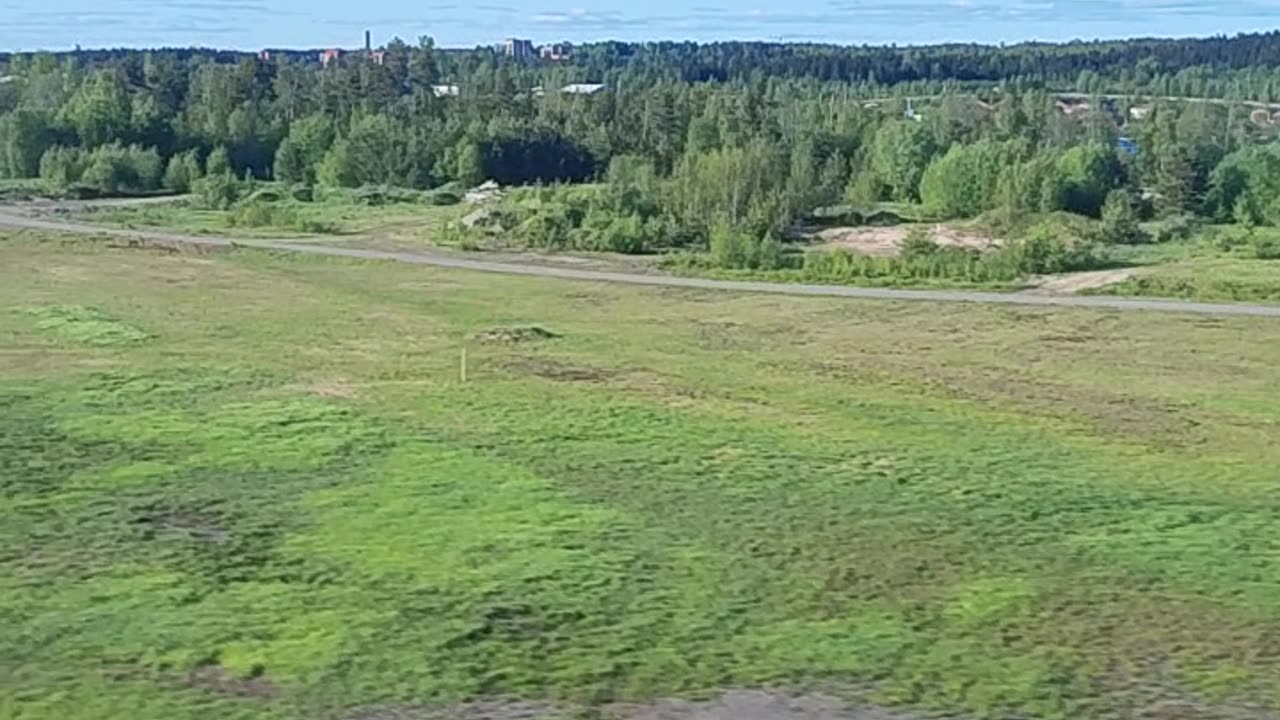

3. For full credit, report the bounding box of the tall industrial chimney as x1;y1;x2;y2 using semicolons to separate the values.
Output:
365;30;372;52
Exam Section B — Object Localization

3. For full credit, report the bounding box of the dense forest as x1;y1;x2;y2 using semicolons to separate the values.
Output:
4;33;1280;277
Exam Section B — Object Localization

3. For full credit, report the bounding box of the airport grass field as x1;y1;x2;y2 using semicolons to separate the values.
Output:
3;232;1279;720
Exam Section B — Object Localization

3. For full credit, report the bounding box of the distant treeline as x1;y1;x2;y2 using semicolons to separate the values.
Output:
10;32;1280;98
4;32;1280;278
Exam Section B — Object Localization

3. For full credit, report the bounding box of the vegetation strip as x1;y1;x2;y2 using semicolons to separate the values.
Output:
4;210;1279;318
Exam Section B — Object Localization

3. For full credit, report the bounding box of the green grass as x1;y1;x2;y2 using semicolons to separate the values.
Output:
0;177;57;200
76;190;464;242
1098;257;1280;302
1094;226;1280;302
19;304;152;346
3;232;1280;719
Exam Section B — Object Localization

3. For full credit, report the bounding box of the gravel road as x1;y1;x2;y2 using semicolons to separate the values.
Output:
3;207;1279;318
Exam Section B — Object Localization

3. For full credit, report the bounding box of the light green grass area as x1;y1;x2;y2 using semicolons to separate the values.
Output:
76;192;463;242
1100;257;1280;302
0;177;57;200
1097;226;1280;302
3;232;1280;720
19;304;152;346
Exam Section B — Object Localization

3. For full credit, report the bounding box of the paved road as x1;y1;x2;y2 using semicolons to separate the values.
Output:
3;208;1279;318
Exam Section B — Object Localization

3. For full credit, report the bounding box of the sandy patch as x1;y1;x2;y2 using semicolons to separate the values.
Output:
1028;268;1138;295
310;380;359;399
811;225;999;256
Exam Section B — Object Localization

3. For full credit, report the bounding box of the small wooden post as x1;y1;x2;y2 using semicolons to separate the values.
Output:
460;346;468;383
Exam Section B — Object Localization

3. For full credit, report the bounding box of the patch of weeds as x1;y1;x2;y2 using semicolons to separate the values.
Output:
187;663;279;699
22;304;151;346
504;357;618;382
473;326;560;344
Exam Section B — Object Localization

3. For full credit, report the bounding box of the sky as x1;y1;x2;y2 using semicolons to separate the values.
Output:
1;0;1279;51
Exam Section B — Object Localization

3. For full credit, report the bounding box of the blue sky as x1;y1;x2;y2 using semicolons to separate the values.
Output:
1;0;1278;51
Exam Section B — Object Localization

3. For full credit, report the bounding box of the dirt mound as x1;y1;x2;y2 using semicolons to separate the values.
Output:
474;326;560;344
812;225;998;257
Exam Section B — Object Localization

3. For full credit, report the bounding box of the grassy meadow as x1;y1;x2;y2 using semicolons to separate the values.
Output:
72;190;464;244
3;231;1280;720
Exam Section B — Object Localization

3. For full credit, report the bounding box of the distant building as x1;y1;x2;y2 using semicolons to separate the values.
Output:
320;49;343;67
561;83;606;95
0;75;14;84
540;42;573;61
500;38;535;59
1129;106;1152;120
432;84;460;98
1055;98;1091;117
258;50;273;62
903;99;923;121
369;50;386;66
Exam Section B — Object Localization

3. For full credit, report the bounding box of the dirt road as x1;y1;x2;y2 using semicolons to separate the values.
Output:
3;207;1279;318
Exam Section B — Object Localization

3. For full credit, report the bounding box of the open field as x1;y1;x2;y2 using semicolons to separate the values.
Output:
3;232;1280;720
69;193;464;244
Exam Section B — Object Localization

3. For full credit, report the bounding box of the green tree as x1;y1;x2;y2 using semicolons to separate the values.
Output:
205;147;232;177
919;140;1009;218
454;141;486;187
163;150;202;193
273;137;306;184
79;143;163;194
1099;189;1143;244
871;121;936;202
1054;143;1120;217
62;70;132;148
38;146;85;187
0;109;55;178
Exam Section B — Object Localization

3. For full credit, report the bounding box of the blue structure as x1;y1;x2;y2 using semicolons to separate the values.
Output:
1116;136;1139;156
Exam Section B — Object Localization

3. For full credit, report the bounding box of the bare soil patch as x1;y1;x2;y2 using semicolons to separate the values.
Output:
133;508;231;545
474;326;560;344
811;224;999;256
1028;268;1139;295
187;664;278;699
310;379;359;399
505;356;618;382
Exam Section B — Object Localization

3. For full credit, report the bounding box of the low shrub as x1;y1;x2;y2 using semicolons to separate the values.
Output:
163;150;203;193
63;183;103;200
800;230;1098;285
422;188;463;206
1253;235;1280;260
244;187;284;204
226;201;299;229
1148;215;1199;244
192;172;246;210
353;185;422;206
